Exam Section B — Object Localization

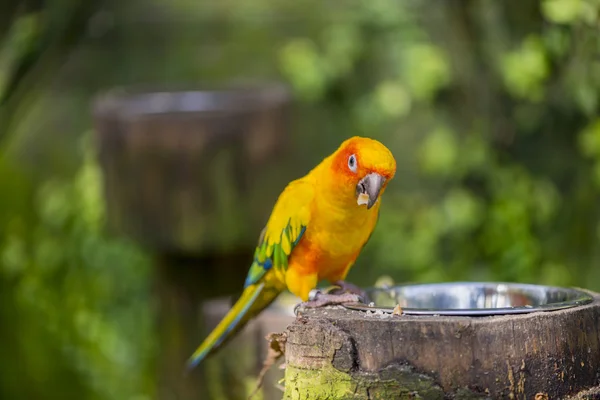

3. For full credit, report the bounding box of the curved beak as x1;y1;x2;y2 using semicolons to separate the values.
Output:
356;173;385;209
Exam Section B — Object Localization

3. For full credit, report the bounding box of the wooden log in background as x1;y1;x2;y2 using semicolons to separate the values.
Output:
92;84;296;399
200;294;296;400
93;84;291;255
284;291;600;399
152;255;296;400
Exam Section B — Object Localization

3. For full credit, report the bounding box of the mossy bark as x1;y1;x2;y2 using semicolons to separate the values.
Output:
283;293;600;399
284;364;446;400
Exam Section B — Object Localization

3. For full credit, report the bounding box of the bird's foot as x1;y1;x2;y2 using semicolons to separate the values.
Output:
294;289;364;314
332;280;370;302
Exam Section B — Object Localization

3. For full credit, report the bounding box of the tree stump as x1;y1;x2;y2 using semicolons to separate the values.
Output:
284;291;600;399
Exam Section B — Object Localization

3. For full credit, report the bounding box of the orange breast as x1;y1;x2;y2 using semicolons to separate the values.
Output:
288;237;357;282
284;197;380;300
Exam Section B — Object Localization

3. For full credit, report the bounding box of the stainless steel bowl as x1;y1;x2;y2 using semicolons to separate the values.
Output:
343;282;594;316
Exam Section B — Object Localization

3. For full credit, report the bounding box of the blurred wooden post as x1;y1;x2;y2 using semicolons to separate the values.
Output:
201;295;296;400
284;292;600;399
92;84;294;399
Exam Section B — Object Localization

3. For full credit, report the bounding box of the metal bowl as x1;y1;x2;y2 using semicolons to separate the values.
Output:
343;282;594;316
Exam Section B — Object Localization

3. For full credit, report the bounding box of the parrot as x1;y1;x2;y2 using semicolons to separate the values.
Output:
187;136;396;370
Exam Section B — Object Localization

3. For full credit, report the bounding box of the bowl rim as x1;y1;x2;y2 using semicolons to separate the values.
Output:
343;281;595;316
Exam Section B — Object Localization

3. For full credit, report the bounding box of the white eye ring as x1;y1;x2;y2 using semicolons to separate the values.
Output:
348;154;357;173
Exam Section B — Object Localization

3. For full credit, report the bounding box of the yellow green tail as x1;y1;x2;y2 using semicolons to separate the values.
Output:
186;282;281;370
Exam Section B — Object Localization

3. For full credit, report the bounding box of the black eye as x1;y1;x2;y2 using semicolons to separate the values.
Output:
348;154;357;173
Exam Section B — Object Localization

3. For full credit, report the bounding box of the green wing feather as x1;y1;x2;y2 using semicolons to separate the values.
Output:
244;179;313;287
186;179;313;370
244;220;307;287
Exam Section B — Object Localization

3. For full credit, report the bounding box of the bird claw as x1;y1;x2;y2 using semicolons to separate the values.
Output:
294;281;370;315
332;280;370;302
294;291;364;315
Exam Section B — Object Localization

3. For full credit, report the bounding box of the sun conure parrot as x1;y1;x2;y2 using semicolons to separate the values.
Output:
187;136;396;369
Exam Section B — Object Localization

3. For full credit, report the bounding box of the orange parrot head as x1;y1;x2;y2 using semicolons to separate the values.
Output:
330;136;397;209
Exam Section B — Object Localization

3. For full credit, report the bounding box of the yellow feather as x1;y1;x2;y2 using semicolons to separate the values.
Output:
187;280;281;368
281;233;291;254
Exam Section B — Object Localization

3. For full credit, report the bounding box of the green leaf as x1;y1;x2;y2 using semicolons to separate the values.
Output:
374;81;412;118
578;119;600;157
403;44;451;101
418;127;458;176
542;0;583;24
501;36;549;101
279;39;327;101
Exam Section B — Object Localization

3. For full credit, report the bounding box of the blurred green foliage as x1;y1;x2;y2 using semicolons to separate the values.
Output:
261;0;600;290
0;0;599;399
0;135;154;399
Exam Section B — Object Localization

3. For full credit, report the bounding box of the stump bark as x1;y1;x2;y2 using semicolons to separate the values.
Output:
284;291;600;399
